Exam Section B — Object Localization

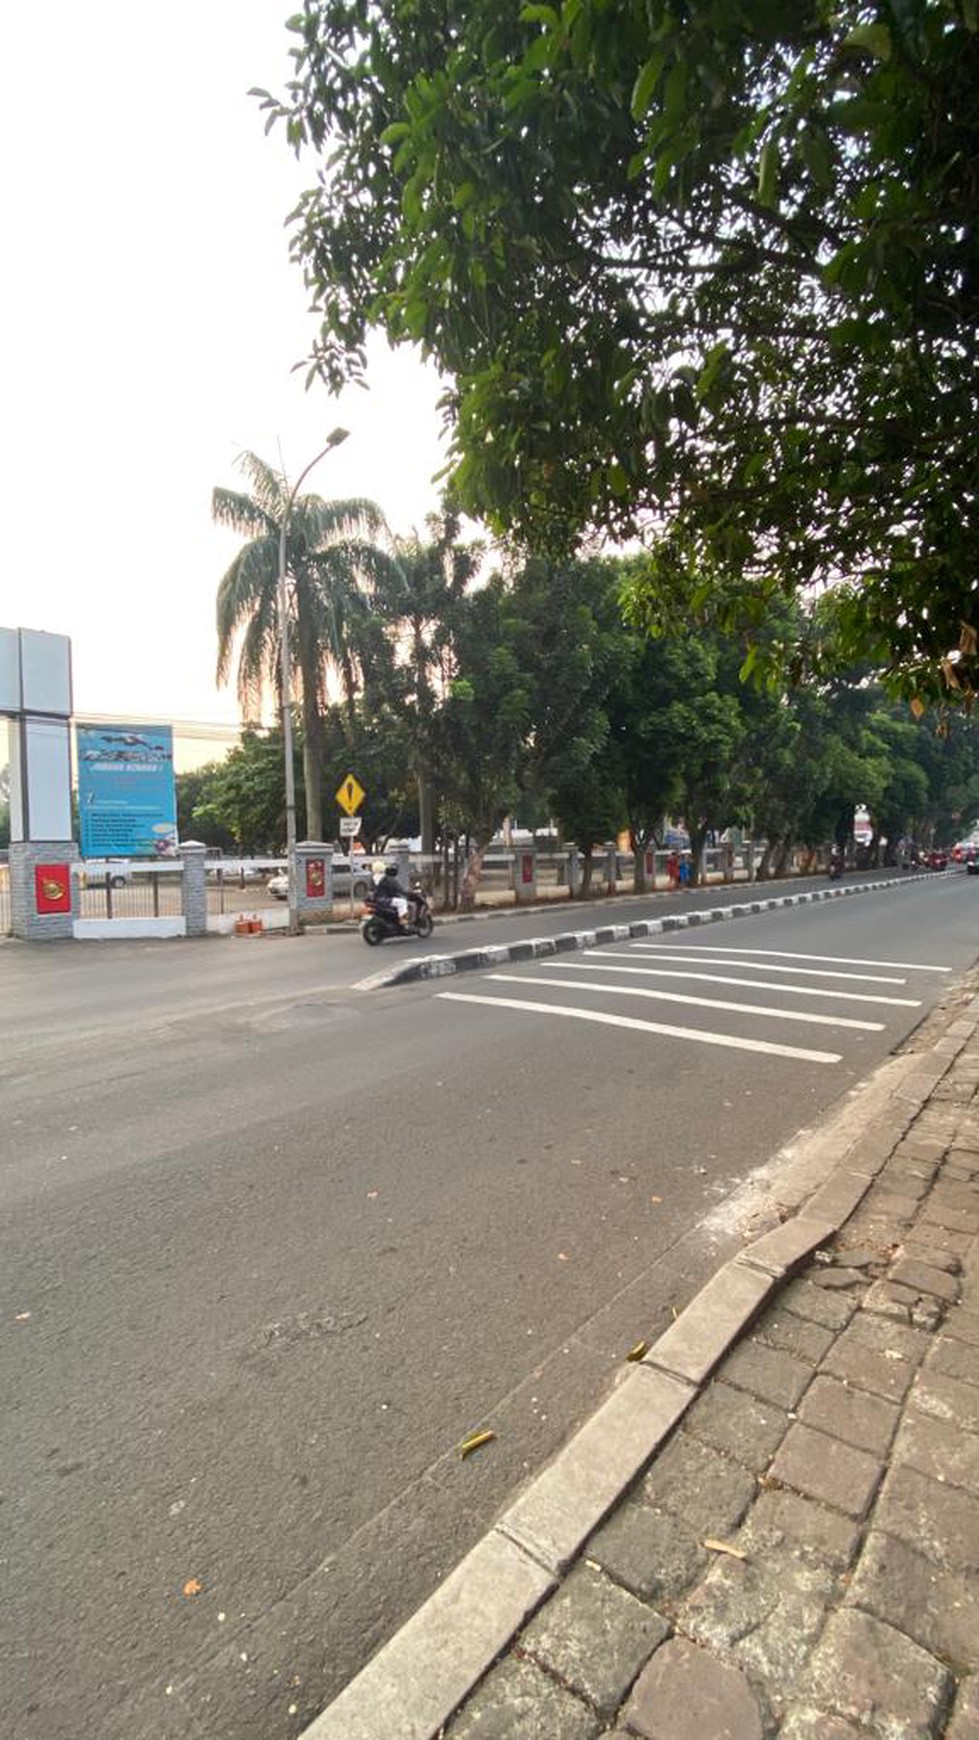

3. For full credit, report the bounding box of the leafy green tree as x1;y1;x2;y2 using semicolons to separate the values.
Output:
186;728;297;853
320;700;418;848
260;1;979;703
424;554;626;904
213;451;392;838
549;757;627;896
175;766;236;853
369;509;483;854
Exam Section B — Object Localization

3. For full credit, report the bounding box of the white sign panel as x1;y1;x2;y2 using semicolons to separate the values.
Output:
339;815;362;837
0;627;20;712
24;716;72;840
20;629;72;716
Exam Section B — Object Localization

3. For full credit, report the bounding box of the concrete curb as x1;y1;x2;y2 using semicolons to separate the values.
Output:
302;976;978;1738
354;873;934;991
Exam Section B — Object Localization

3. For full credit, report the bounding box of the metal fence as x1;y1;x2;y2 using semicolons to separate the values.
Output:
73;864;185;920
0;842;777;938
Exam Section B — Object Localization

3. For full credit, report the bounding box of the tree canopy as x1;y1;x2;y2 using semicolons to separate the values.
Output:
258;0;979;704
213;451;392;838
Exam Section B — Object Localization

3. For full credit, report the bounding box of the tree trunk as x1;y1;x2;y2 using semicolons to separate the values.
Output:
417;769;435;857
300;678;323;842
773;833;793;876
581;845;595;897
459;836;488;911
688;824;709;887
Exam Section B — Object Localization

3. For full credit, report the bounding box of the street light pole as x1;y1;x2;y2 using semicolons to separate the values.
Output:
277;428;349;936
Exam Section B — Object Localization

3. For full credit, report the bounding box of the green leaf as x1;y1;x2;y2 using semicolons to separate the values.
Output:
631;52;666;122
757;140;778;207
520;2;559;25
380;121;412;146
843;22;892;61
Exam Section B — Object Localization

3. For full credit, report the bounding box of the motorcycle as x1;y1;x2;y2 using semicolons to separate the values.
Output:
828;850;844;881
360;885;435;946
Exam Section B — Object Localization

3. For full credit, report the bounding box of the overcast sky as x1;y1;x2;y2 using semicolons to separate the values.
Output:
0;2;448;741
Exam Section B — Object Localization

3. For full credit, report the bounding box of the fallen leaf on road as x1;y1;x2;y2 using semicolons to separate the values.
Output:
182;1578;202;1597
366;1189;379;1199
626;1341;649;1362
459;1429;495;1459
14;1311;31;1322
557;1251;570;1262
703;1538;747;1560
650;1195;662;1204
670;1305;679;1320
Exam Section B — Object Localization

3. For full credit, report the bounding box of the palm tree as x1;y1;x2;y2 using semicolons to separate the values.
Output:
213;451;393;841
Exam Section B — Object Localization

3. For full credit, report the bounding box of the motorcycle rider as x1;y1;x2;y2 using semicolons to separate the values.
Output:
373;861;415;928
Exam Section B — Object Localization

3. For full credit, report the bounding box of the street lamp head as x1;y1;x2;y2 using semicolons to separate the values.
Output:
325;427;350;450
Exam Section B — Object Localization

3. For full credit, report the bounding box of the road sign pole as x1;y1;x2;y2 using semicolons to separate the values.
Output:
338;813;363;923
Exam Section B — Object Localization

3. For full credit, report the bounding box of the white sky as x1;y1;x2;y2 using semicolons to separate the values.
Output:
0;2;449;747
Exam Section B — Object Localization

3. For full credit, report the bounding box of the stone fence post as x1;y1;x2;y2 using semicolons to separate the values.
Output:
180;841;208;937
9;840;79;940
295;842;334;922
514;844;538;904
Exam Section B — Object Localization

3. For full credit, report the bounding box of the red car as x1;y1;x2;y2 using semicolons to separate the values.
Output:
925;849;948;870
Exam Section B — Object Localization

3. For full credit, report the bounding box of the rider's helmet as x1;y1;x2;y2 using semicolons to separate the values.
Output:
384;862;400;876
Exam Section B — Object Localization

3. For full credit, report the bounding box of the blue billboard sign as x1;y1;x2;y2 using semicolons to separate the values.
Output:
76;723;178;859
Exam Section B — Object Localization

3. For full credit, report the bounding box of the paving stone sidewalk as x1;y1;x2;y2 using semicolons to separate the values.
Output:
437;1031;979;1738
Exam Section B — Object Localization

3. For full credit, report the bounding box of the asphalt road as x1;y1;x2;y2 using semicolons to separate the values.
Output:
1;870;976;1738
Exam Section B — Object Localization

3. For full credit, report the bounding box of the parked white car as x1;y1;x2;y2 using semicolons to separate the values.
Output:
266;857;374;902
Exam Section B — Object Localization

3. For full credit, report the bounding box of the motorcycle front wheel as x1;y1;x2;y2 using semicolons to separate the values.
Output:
415;910;434;939
361;916;387;946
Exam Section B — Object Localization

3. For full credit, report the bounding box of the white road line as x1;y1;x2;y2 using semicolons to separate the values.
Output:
547;957;921;1008
488;974;884;1031
640;944;951;973
438;993;842;1063
629;947;905;984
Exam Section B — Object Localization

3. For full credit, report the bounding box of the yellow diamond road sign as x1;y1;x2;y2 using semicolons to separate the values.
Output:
336;773;366;816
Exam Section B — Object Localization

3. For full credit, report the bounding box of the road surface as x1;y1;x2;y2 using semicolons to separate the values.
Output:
1;870;975;1737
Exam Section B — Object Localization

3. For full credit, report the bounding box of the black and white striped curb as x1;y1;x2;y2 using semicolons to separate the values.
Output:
354;872;937;991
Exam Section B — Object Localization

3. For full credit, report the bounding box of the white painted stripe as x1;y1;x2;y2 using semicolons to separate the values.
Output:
488;975;884;1031
437;992;842;1064
548;957;921;1008
629;947;905;984
640;944;950;973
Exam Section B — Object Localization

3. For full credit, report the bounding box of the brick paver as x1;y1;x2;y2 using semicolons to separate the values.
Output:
642;1432;757;1534
682;1381;789;1470
521;1562;667;1718
588;1500;707;1604
846;1528;979;1667
768;1421;883;1517
623;1637;764;1740
798;1372;899;1455
445;1653;600;1738
875;1463;979;1574
798;1608;951;1734
716;1339;814;1410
